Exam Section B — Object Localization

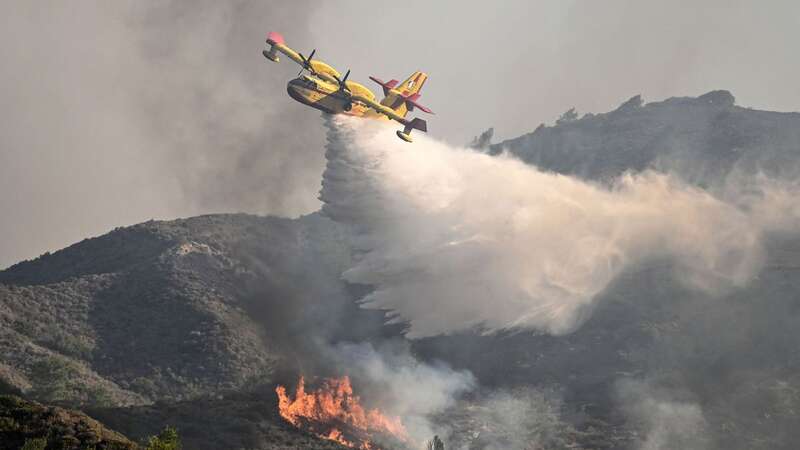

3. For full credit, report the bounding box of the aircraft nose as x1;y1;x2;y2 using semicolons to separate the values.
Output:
287;78;302;93
286;78;306;104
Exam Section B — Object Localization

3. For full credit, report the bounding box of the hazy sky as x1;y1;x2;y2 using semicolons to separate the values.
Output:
1;1;799;268
310;0;800;141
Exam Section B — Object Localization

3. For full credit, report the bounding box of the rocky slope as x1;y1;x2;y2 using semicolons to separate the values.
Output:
0;213;364;408
491;90;800;186
88;387;349;450
0;395;136;450
0;213;371;448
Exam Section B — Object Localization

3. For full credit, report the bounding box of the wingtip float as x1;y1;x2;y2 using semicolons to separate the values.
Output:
263;31;433;143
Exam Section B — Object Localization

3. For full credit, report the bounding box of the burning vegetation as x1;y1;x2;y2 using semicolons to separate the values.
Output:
276;376;409;449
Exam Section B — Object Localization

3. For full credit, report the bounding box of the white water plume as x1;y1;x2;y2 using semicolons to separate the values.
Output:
320;116;773;337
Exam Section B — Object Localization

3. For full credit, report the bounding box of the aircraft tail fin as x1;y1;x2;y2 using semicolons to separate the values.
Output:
397;71;427;96
371;71;433;118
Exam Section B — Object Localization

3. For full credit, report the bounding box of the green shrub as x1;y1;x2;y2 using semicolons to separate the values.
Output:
29;356;79;402
48;331;94;359
0;416;19;432
87;385;114;407
21;437;47;450
146;426;181;450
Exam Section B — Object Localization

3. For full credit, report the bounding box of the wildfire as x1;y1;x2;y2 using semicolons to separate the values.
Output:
276;376;408;449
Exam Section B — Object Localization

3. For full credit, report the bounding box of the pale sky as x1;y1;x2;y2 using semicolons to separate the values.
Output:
310;0;800;142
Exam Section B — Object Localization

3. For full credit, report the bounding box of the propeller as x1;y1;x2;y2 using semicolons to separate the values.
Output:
332;69;352;95
297;49;316;75
333;69;353;111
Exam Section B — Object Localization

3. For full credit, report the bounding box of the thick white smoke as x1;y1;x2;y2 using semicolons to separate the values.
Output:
320;117;769;337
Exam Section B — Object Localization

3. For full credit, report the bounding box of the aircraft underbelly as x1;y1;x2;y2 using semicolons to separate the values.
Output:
287;84;333;113
287;82;369;117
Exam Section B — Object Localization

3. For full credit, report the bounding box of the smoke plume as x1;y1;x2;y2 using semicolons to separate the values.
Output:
320;116;782;337
325;341;475;445
440;387;571;450
0;1;323;268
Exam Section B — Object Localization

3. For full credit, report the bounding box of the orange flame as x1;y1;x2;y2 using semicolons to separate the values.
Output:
276;376;407;449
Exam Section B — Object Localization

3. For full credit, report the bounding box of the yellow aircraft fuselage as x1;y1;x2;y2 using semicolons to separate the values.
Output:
286;75;376;118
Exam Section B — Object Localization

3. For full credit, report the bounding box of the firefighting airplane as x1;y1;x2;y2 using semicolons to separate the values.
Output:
262;32;433;142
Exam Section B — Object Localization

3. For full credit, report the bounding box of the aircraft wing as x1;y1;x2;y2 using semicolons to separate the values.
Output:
264;32;340;84
352;93;428;141
350;94;407;123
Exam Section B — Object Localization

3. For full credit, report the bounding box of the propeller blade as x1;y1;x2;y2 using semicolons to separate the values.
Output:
332;69;353;106
297;52;305;75
297;50;316;75
334;69;351;95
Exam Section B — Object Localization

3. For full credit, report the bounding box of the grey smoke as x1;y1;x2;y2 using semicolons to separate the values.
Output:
130;0;325;215
617;379;710;450
441;387;571;450
0;1;323;268
324;341;475;446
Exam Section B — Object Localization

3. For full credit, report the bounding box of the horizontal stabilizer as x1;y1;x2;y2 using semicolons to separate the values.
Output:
403;117;427;133
369;76;399;96
403;93;434;114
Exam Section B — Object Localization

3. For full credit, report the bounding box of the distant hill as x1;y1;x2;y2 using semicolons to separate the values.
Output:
491;90;800;185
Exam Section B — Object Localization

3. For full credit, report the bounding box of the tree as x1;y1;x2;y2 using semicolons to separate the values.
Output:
146;426;181;450
556;107;578;125
468;127;494;150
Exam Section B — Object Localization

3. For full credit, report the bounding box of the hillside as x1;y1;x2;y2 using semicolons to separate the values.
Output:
2;90;800;449
0;395;136;450
88;387;349;450
0;213;378;448
0;213;370;406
